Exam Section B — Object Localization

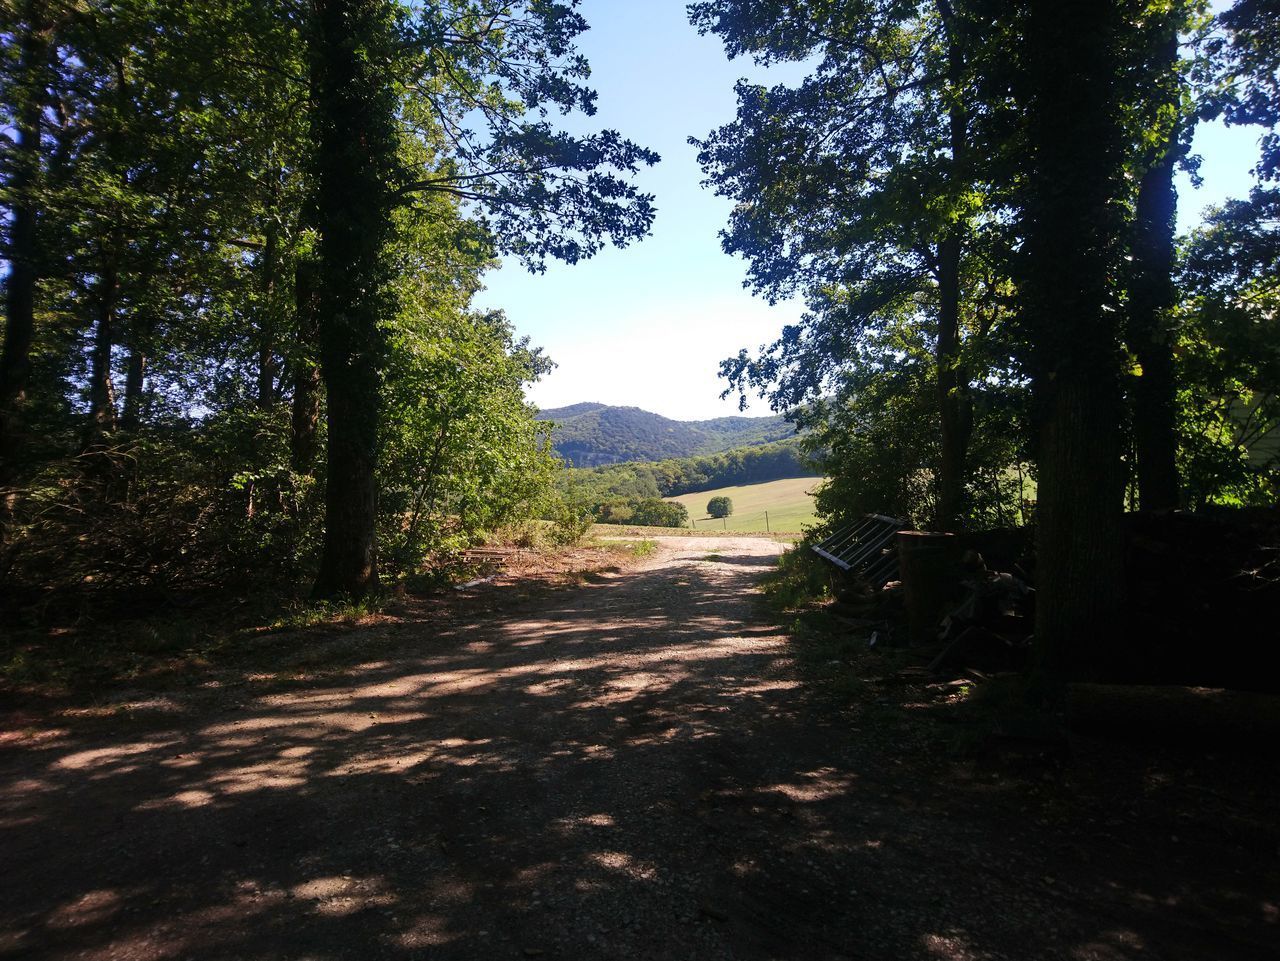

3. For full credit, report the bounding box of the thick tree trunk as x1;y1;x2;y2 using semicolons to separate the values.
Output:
0;2;50;526
309;0;397;599
1126;29;1183;512
290;255;323;473
83;260;120;449
933;4;972;533
935;230;971;532
1022;0;1129;689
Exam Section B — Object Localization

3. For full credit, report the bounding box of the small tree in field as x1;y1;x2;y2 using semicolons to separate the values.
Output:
707;496;733;518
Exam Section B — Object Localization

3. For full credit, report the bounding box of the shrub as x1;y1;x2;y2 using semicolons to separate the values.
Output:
593;496;688;528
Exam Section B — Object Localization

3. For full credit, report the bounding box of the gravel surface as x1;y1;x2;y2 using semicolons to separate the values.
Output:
1;536;1276;960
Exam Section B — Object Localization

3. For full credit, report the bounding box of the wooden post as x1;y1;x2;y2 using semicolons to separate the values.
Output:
765;510;770;533
896;531;964;645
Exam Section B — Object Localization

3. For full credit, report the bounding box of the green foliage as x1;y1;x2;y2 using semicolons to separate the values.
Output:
3;412;321;597
593;497;689;528
629;539;658;557
0;0;659;606
758;543;839;613
1207;0;1280;181
706;496;733;518
1176;187;1280;506
542;499;595;546
693;0;1022;531
798;316;1028;531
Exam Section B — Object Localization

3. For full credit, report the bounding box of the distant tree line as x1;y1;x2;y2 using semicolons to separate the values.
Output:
560;438;815;508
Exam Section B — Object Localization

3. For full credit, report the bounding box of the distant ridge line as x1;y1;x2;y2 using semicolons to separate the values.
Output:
535;402;796;466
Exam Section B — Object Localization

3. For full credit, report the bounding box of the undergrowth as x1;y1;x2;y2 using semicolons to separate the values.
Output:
758;545;1062;753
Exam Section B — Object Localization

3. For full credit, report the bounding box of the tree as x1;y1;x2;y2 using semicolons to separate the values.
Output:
1012;0;1134;686
0;0;52;529
1176;188;1280;506
693;0;1007;531
707;495;733;518
0;0;605;604
307;0;400;600
307;1;658;598
1209;0;1280;181
1125;2;1205;511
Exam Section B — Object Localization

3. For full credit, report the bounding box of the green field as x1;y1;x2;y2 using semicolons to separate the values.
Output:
666;476;822;533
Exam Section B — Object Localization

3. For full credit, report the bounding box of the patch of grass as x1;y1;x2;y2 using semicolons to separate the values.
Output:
754;544;915;704
666;476;821;534
583;535;660;558
267;597;386;632
0;587;400;697
759;542;841;612
587;523;795;541
628;539;657;557
703;552;723;561
0;605;254;693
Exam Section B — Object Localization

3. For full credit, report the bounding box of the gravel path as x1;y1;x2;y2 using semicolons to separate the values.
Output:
1;536;1275;960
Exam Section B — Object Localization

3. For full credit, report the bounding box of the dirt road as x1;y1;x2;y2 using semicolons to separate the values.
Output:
1;537;1275;960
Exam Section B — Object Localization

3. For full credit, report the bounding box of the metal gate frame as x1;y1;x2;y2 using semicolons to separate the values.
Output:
812;514;909;588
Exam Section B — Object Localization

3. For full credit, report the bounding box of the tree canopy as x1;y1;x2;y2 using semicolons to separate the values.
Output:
0;0;656;600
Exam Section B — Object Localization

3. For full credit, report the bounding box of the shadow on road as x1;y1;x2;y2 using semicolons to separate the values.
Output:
2;542;1276;960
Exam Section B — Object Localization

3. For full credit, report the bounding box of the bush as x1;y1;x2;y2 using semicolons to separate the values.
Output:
707;495;734;518
632;499;689;528
592;496;688;528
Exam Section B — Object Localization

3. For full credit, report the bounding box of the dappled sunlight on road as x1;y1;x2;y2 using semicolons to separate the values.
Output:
2;536;1276;961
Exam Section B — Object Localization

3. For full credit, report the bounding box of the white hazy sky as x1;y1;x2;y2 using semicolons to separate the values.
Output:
475;0;1265;421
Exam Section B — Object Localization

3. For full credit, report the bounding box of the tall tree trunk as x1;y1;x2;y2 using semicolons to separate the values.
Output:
309;0;398;599
121;295;155;433
0;1;50;527
83;257;120;449
935;231;972;532
290;254;323;473
1022;0;1129;689
933;0;973;534
121;340;146;431
257;219;279;409
1127;27;1183;512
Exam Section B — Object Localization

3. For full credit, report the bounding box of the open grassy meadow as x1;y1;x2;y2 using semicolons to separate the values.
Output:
666;476;822;533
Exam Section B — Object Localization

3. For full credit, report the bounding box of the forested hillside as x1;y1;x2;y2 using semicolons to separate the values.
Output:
558;437;815;515
536;402;794;466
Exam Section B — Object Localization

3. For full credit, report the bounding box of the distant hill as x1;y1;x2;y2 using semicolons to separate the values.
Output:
536;402;796;467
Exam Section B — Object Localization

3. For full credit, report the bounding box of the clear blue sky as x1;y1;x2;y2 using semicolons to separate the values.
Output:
474;0;1266;421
